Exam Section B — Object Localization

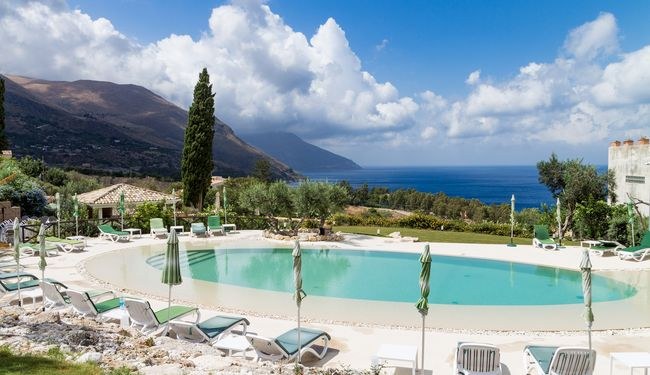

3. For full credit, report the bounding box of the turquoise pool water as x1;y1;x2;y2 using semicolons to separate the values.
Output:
146;248;636;306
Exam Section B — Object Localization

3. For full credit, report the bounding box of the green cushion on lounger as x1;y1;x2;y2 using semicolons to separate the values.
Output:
525;345;558;374
275;327;331;356
197;316;249;339
154;305;197;324
2;278;66;292
93;298;121;313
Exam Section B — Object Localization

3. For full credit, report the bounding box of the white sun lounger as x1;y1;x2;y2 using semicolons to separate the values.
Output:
169;315;249;344
246;327;330;362
124;298;199;335
456;342;502;374
523;345;595;375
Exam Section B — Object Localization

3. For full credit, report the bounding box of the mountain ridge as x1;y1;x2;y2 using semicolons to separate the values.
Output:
241;131;361;172
2;74;298;179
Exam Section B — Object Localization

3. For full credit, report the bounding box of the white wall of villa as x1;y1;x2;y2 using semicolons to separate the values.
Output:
609;138;650;217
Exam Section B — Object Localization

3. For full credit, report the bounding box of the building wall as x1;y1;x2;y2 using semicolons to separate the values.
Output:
608;138;650;217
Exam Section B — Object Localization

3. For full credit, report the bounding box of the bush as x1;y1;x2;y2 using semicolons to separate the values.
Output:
44;167;69;187
127;201;173;232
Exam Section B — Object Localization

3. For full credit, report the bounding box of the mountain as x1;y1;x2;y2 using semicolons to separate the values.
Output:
2;75;299;180
242;132;361;172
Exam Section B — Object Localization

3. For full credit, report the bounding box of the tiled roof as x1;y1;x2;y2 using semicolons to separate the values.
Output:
77;183;176;205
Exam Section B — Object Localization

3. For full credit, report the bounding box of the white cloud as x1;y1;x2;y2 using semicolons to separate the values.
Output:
591;46;650;106
0;3;649;162
465;70;480;85
563;12;618;61
0;0;418;140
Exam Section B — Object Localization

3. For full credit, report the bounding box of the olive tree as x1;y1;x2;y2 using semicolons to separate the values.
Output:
294;181;348;233
239;181;295;233
537;154;614;234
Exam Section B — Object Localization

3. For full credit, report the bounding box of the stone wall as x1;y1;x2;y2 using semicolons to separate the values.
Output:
0;200;20;221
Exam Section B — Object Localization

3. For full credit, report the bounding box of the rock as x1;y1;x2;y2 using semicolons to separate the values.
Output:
31;311;61;324
140;364;183;375
76;351;102;363
388;231;401;238
191;354;231;371
66;330;99;347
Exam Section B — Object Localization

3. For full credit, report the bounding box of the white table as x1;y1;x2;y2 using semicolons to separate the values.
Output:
375;344;418;375
611;352;650;374
169;225;184;235
214;335;252;358
222;224;237;233
124;228;141;239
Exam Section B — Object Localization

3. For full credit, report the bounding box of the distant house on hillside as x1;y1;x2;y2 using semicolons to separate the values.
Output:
609;137;650;217
77;183;177;219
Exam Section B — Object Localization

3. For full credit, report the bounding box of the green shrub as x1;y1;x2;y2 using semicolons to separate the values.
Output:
127;201;173;232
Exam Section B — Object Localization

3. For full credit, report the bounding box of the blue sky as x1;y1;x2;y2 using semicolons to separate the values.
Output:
2;0;650;166
70;0;650;98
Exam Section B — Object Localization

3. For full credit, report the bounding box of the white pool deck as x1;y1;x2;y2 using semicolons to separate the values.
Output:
6;230;650;373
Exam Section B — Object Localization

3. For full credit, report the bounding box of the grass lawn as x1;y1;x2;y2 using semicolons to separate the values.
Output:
0;346;131;375
333;225;578;246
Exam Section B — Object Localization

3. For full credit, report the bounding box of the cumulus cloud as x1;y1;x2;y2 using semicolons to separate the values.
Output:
433;12;650;145
591;46;650;106
563;12;618;61
465;70;480;85
0;2;649;162
0;0;418;140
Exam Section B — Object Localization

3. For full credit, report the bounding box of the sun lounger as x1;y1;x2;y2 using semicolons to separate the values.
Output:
618;231;650;262
523;345;595;375
207;215;224;236
456;342;502;374
66;289;125;320
123;298;199;335
19;242;59;257
45;236;85;253
170;314;250;344
589;240;624;256
0;274;67;302
533;225;558;250
246;327;330;362
190;222;207;237
97;224;130;242
149;218;169;238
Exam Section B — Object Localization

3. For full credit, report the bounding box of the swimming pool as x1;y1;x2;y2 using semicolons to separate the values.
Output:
85;241;650;330
145;248;635;306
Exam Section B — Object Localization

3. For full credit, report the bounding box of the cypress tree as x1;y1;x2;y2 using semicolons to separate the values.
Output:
181;68;215;208
0;77;8;150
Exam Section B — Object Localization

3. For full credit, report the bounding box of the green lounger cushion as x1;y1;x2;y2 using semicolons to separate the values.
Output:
154;305;197;325
98;224;129;236
534;225;553;240
197;316;250;339
525;345;558;374
94;297;122;314
275;328;331;356
207;215;222;228
45;236;83;245
538;238;556;244
2;278;67;292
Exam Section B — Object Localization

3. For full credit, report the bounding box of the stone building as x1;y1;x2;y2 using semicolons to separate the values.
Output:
77;183;177;219
608;137;650;217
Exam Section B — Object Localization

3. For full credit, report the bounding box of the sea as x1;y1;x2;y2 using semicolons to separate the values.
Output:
303;166;554;209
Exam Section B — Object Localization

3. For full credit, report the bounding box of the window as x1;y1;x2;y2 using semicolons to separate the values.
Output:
626;175;646;184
